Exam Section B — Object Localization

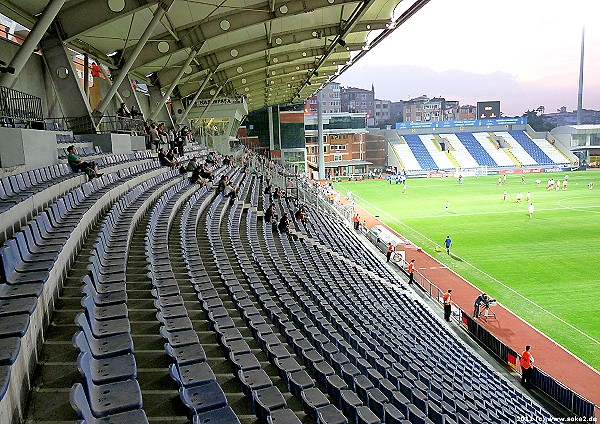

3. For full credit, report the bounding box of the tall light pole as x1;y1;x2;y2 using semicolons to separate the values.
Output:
577;26;585;125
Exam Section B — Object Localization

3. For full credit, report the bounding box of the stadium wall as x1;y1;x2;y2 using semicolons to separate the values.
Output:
0;38;54;118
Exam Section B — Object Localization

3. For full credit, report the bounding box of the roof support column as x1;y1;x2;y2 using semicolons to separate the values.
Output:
268;106;275;151
149;49;198;122
93;3;170;120
197;85;222;147
0;0;67;88
317;90;325;180
97;63;126;105
176;70;214;125
83;54;90;98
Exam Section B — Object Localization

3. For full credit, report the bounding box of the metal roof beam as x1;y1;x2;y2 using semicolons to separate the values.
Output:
55;0;161;43
129;0;359;69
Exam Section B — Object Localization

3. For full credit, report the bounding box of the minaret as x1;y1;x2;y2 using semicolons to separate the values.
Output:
371;83;375;120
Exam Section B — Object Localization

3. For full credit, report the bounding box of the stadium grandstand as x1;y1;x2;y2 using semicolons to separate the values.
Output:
0;0;598;424
375;120;578;175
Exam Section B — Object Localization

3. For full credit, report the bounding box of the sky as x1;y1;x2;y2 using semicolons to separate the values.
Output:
335;0;600;117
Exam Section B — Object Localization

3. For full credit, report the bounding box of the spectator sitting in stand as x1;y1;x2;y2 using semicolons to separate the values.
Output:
264;204;276;223
186;157;198;172
264;183;272;195
66;145;102;179
200;164;213;182
295;204;309;223
190;166;205;185
216;175;228;195
166;149;179;167
278;212;290;234
158;148;176;169
205;151;216;165
224;182;237;205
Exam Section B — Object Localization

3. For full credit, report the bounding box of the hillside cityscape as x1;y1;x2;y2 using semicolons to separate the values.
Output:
306;82;600;131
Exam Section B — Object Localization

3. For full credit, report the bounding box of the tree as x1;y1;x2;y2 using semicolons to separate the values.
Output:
522;108;553;132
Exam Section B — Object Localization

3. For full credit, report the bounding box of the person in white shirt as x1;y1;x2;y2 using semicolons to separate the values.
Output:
528;203;534;218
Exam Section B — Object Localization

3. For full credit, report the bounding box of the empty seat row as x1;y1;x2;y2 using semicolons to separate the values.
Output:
71;170;184;422
58;146;104;159
146;176;237;422
0;161;173;422
0;163;73;214
181;171;305;422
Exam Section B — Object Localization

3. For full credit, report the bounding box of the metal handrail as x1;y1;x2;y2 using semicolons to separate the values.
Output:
44;115;145;134
0;86;44;127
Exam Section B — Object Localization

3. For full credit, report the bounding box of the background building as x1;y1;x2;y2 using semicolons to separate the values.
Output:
341;85;375;117
374;99;392;126
304;112;370;178
304;82;341;114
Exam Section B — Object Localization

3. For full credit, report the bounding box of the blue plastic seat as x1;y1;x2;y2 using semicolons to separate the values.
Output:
180;380;228;415
0;313;30;337
76;313;133;359
165;342;206;366
77;352;144;418
169;361;215;388
266;408;302;424
356;405;381;424
252;386;287;422
70;382;148;423
301;387;329;419
340;390;362;423
192;405;240;424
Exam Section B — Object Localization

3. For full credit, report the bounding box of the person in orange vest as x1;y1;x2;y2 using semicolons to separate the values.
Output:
443;289;453;322
407;259;415;284
520;345;535;388
386;243;394;262
352;214;360;230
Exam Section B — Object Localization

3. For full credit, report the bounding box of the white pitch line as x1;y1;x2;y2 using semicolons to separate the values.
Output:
353;194;600;346
387;204;600;220
557;197;600;214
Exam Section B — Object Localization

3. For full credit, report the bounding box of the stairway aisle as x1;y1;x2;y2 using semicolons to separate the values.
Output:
24;224;101;423
220;203;312;422
125;216;190;423
180;204;258;423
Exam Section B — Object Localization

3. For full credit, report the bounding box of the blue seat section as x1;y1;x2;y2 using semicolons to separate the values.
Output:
178;169;345;422
455;133;498;167
145;175;240;422
0;167;166;352
70;168;187;422
402;135;437;170
0;151;156;217
508;130;553;165
248;175;553;423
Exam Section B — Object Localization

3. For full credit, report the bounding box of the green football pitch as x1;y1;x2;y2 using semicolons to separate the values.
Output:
336;171;600;371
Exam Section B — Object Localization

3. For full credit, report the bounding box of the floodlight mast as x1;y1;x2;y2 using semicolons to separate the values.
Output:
577;26;585;125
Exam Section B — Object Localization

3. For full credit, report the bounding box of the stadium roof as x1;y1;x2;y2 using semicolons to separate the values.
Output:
308;159;372;167
551;124;600;133
0;0;431;114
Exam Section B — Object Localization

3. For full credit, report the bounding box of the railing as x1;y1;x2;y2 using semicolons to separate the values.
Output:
45;116;145;135
0;86;44;128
